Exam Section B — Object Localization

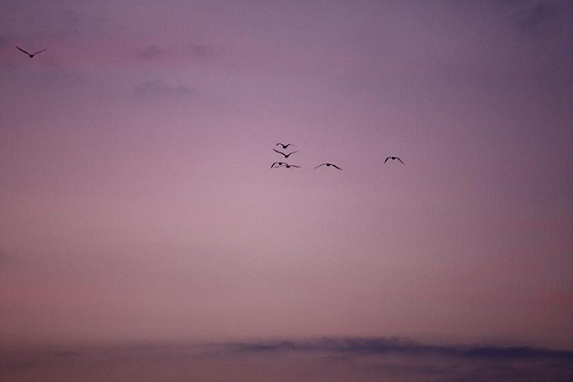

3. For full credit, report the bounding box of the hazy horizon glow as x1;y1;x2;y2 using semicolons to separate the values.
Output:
1;1;572;379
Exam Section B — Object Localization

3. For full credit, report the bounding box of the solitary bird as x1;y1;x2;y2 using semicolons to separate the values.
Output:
17;46;47;58
276;143;295;149
273;148;299;158
384;156;404;164
314;163;342;170
271;162;300;169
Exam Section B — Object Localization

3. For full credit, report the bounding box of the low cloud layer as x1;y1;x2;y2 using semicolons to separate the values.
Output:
228;337;573;360
3;338;572;382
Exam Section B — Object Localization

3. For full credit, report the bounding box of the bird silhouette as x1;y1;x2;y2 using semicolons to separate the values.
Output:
17;46;47;58
276;143;295;149
314;163;342;170
273;148;299;158
271;162;300;169
384;156;404;164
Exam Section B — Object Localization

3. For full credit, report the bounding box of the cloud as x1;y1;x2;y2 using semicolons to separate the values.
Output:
0;248;8;268
132;45;172;61
186;43;216;59
3;339;572;381
517;2;559;31
494;0;573;38
225;337;573;381
131;43;218;62
132;79;194;98
228;337;573;361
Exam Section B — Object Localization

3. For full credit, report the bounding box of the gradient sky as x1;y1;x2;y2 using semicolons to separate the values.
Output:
1;0;572;353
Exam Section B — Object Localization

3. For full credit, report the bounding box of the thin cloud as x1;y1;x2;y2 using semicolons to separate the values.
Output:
132;79;194;98
132;45;172;61
17;8;113;39
228;337;573;361
186;43;216;59
0;248;8;268
517;2;559;31
131;42;217;62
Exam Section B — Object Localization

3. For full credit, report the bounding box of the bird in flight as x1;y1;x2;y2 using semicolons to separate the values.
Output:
276;143;295;149
271;162;300;169
384;156;404;164
17;46;47;58
314;163;342;170
273;148;300;158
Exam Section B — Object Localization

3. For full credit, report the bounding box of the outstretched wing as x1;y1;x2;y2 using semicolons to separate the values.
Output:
331;164;342;170
33;48;47;55
271;162;284;168
284;150;300;157
17;46;30;55
314;163;326;169
384;157;390;163
273;148;287;157
397;157;404;164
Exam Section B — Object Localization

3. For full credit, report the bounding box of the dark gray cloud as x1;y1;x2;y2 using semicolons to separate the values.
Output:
228;337;573;360
2;339;572;382
226;338;573;381
132;79;194;98
494;0;573;38
517;2;559;31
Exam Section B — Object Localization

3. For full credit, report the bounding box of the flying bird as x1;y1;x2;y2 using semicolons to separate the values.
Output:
314;163;342;170
384;156;404;164
273;148;300;158
271;162;300;169
17;46;47;58
276;143;295;149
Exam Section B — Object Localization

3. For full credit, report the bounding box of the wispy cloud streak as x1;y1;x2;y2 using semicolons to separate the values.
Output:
132;79;193;98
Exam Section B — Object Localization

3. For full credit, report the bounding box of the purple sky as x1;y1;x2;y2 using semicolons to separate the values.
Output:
1;0;572;355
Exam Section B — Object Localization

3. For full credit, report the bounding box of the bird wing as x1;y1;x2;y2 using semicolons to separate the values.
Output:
17;46;30;55
33;48;47;55
314;163;326;169
332;164;342;170
284;150;300;157
273;148;287;157
384;157;390;163
397;157;404;164
271;162;283;168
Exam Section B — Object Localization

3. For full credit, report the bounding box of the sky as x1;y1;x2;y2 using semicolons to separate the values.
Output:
1;0;572;379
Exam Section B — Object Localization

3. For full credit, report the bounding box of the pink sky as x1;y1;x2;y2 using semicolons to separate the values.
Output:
1;0;572;353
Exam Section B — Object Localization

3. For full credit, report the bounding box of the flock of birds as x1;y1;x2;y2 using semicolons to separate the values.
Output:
16;47;405;169
271;143;403;170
